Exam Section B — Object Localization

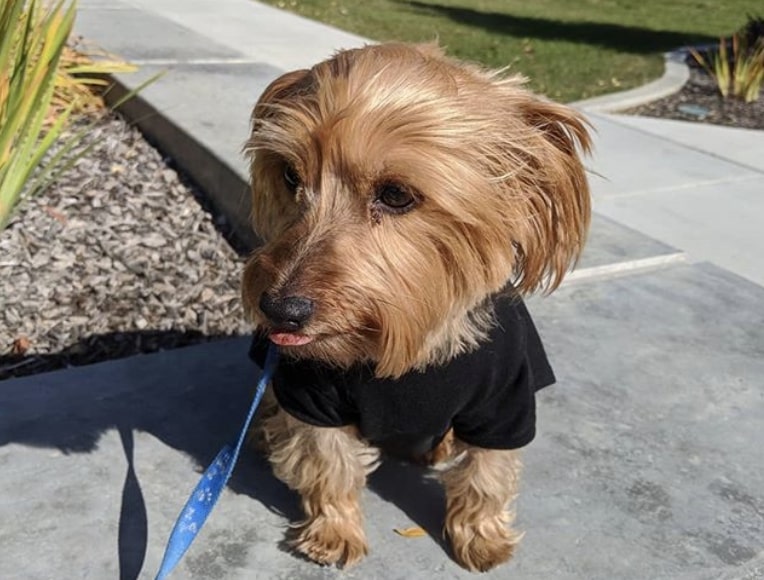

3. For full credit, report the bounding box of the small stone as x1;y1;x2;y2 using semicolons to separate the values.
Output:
141;233;166;248
10;336;31;355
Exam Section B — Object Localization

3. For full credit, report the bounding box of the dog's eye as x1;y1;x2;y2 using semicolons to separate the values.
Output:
376;183;416;214
283;164;301;192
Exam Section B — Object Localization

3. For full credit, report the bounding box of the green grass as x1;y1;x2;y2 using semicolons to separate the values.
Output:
261;0;761;102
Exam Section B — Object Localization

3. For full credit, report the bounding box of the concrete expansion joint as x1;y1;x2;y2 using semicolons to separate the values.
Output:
594;174;764;201
564;252;689;286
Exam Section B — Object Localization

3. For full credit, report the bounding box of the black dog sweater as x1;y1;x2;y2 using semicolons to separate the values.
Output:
249;294;554;454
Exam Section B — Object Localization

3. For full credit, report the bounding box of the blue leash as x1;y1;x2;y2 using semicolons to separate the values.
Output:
155;344;279;580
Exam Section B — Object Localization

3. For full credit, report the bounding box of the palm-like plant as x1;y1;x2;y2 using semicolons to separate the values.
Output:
0;0;79;230
691;32;764;103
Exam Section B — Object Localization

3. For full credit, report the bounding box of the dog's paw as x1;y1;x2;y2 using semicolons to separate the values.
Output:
448;519;521;572
291;515;368;568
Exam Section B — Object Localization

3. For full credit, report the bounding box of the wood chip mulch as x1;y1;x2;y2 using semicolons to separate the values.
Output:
0;114;253;381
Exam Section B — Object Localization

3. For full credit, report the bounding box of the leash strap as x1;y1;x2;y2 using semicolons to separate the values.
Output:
155;344;279;580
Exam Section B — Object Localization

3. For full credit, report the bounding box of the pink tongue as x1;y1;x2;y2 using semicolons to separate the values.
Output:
269;333;314;346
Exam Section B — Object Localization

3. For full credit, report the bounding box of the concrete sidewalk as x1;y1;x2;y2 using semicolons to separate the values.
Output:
2;1;763;579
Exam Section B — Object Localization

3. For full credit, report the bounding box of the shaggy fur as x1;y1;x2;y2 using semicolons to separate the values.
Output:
242;43;591;571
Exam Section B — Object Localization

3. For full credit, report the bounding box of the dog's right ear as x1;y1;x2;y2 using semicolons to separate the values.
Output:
252;69;312;123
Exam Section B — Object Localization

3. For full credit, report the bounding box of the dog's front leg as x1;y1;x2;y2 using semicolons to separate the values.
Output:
264;407;378;567
441;444;523;572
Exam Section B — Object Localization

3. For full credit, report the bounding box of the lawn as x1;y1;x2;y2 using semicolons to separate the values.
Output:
260;0;762;102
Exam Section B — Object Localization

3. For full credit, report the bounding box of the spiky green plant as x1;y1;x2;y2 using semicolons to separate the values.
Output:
53;41;138;120
691;39;731;98
691;32;764;102
733;37;764;102
0;0;82;230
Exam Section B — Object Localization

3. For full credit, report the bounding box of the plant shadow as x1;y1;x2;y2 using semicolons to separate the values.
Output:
0;331;451;578
0;333;292;579
368;458;450;552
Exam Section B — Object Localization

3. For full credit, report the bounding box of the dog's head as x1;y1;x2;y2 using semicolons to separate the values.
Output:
242;43;591;377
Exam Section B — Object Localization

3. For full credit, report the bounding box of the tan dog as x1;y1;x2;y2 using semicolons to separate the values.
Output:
242;43;590;572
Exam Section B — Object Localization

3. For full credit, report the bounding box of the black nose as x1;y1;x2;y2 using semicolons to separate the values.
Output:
259;293;314;331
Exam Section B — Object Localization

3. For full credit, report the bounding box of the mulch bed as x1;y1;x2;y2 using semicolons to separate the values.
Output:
0;114;252;381
622;58;764;130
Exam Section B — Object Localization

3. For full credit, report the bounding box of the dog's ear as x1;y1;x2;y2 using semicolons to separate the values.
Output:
252;69;312;123
498;94;592;294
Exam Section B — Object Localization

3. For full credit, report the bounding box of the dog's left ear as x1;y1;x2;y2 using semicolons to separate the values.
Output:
496;93;592;294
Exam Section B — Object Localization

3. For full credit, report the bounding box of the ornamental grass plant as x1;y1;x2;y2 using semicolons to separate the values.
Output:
0;0;141;231
0;0;77;230
691;33;764;102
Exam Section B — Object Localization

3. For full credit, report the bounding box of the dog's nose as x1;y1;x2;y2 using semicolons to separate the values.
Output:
259;293;314;331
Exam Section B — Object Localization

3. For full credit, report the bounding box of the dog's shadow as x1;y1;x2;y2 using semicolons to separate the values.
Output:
0;335;449;579
368;458;450;551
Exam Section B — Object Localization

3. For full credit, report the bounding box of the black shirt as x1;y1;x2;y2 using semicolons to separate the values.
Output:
249;294;555;453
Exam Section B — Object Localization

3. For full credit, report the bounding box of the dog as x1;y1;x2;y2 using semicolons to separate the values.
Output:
242;42;591;572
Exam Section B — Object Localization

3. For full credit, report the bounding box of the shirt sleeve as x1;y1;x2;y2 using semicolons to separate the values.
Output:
451;299;552;450
451;355;537;450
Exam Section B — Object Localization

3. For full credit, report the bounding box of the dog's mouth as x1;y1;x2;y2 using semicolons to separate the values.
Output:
268;331;315;347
